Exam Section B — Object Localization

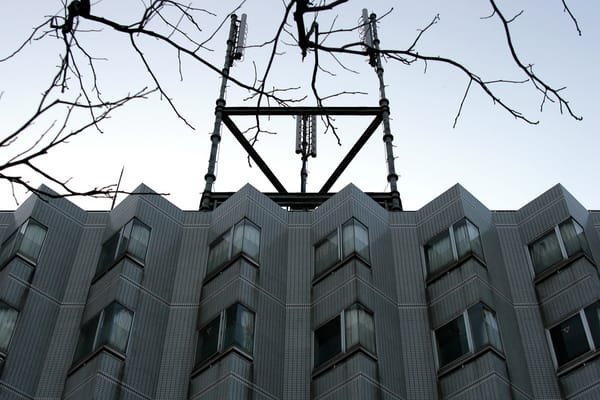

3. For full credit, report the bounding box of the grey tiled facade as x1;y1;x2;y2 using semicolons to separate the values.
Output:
0;183;599;399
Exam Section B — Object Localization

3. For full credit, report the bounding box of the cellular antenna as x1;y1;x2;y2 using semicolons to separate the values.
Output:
295;115;318;193
234;14;247;61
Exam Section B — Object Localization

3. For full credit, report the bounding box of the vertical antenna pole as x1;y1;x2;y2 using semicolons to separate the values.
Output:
370;13;402;210
111;166;125;211
200;15;240;210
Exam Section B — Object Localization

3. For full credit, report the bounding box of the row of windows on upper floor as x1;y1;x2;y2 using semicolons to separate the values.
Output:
0;215;593;286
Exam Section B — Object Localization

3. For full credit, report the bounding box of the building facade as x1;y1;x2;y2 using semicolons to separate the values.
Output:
0;183;599;400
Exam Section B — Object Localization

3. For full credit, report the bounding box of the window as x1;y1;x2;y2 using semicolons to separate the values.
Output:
96;219;151;277
548;302;600;368
435;303;502;369
194;303;255;369
0;219;47;267
315;219;370;277
529;218;591;275
314;304;376;369
424;219;483;277
206;219;260;276
72;302;134;365
0;303;18;357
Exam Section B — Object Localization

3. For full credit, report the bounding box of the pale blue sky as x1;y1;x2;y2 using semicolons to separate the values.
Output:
0;0;598;210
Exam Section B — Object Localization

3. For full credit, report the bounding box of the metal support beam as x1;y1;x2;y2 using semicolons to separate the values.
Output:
319;115;382;194
221;115;288;193
223;106;381;117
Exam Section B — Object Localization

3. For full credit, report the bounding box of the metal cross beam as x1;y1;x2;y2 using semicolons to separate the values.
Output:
221;114;287;193
223;106;381;116
319;114;382;193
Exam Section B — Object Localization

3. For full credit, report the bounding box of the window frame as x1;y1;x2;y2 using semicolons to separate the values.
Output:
433;303;503;374
205;219;261;281
423;218;485;283
94;218;151;281
546;301;600;373
0;219;47;268
313;303;376;373
313;218;371;282
193;303;256;374
528;218;593;280
71;302;134;369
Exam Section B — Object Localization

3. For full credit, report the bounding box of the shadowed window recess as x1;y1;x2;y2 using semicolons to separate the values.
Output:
435;303;502;369
424;218;484;277
194;303;255;369
315;218;370;277
548;302;600;368
314;303;376;369
72;302;134;366
96;219;151;277
206;219;260;276
529;218;592;275
0;219;47;267
0;302;19;369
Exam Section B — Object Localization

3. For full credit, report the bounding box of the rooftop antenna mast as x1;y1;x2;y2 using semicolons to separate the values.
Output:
200;13;247;210
360;9;401;210
295;114;317;193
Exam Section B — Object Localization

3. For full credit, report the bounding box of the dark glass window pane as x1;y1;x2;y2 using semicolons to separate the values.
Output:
342;221;355;259
468;304;502;352
232;220;260;261
454;220;484;260
436;315;469;368
97;303;133;353
550;313;590;366
315;231;339;275
126;220;151;261
529;231;563;274
244;223;260;261
345;304;376;354
560;219;591;258
315;316;341;367
584;303;600;348
73;314;100;364
425;231;454;274
207;230;232;274
354;221;370;261
96;231;120;275
0;304;18;353
196;317;221;366
223;304;255;355
341;220;370;261
232;223;245;257
18;220;47;262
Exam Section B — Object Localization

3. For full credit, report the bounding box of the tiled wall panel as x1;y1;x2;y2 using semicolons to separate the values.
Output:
0;183;599;400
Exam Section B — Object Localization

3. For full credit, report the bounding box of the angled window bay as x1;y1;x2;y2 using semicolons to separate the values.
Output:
0;219;47;267
95;219;151;277
194;303;255;371
206;219;260;278
529;218;592;276
315;218;370;279
424;218;484;279
314;303;376;369
435;303;502;370
72;302;134;366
